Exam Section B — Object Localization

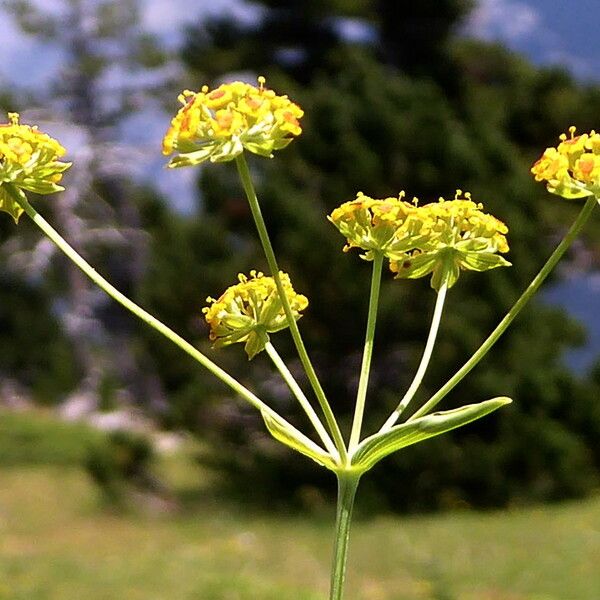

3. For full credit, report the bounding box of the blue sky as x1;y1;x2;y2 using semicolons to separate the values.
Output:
464;0;600;81
0;0;241;90
2;1;599;86
465;0;600;372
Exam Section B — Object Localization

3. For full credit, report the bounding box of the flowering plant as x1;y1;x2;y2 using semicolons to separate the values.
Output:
1;83;598;599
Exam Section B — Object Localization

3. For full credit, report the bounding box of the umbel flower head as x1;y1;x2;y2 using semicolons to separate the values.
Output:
0;112;71;222
330;190;510;291
203;271;308;359
531;126;600;199
389;192;511;291
162;77;303;168
328;192;428;261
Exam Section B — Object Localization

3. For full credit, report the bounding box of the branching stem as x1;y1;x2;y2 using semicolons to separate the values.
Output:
410;195;597;421
8;185;294;427
235;154;348;462
329;473;360;600
380;283;448;431
349;253;383;451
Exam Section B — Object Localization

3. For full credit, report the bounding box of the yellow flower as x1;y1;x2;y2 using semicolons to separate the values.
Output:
331;190;510;290
203;271;308;359
388;192;511;291
328;192;427;260
162;77;303;168
531;126;600;199
0;113;71;222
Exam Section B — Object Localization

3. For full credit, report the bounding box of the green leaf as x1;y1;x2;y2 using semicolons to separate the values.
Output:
547;179;593;200
167;144;218;168
0;185;24;223
244;328;270;360
391;252;437;281
431;251;460;291
351;397;512;472
460;252;512;272
261;410;338;470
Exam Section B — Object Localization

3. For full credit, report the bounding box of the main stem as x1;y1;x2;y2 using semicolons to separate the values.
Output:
411;195;597;421
265;342;338;458
235;154;348;462
349;253;383;451
329;473;360;600
380;283;448;431
8;186;286;422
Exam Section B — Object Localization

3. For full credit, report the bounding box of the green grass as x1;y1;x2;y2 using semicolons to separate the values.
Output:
0;410;106;467
1;461;600;600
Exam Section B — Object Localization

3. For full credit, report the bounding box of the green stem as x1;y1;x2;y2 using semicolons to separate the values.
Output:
380;283;448;432
349;253;383;451
8;185;290;424
329;473;360;600
265;342;339;459
235;154;348;463
410;194;597;421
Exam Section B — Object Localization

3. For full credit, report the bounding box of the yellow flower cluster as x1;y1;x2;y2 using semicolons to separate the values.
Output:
531;126;600;199
389;193;510;290
0;113;71;222
203;271;308;359
328;192;428;261
162;77;303;168
330;191;510;291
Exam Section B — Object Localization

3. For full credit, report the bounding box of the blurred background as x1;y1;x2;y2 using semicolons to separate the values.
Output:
1;1;600;598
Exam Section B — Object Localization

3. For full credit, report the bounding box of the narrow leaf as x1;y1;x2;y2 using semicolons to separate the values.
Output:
460;252;512;272
352;397;512;472
261;410;338;470
547;180;593;199
0;185;24;223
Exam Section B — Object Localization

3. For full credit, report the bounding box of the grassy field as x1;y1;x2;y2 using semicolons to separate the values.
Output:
1;460;600;600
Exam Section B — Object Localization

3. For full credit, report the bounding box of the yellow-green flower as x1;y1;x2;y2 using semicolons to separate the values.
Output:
531;127;600;199
389;192;511;291
203;271;308;359
328;192;427;261
0;113;71;222
162;77;303;168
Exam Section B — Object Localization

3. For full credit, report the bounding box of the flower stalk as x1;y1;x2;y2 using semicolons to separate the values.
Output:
380;282;448;431
235;153;348;463
330;473;361;600
4;183;297;429
349;252;384;451
265;342;339;458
